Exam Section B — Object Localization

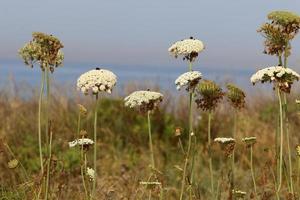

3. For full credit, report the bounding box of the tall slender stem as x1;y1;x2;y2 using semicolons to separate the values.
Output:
45;122;53;200
208;112;215;198
92;94;99;198
81;140;89;199
38;70;45;174
179;61;194;200
250;146;257;197
45;67;50;154
147;111;155;169
232;111;237;194
276;87;283;196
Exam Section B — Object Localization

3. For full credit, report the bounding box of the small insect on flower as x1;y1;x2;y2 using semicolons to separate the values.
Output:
250;66;300;93
175;71;202;91
195;80;224;111
69;138;94;150
242;137;257;147
232;189;247;198
168;37;205;62
124;90;163;113
296;145;300;157
214;137;236;157
86;167;95;181
226;84;246;109
77;68;117;95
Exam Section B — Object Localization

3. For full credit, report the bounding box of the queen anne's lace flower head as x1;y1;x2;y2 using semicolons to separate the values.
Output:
87;167;95;181
232;190;247;198
168;37;204;62
77;68;117;95
69;138;94;148
242;136;257;147
226;84;246;109
214;137;236;157
250;66;299;93
214;137;235;144
19;32;64;72
175;71;202;91
124;90;163;112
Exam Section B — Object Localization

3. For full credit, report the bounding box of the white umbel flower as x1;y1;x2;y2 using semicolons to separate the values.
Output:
175;71;202;91
77;68;117;95
124;90;163;112
214;137;235;144
250;66;299;84
86;167;95;181
69;138;94;148
168;37;204;62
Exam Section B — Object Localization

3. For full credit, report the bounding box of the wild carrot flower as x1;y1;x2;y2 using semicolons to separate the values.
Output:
214;137;235;144
124;90;163;112
232;190;247;198
87;167;95;181
68;138;94;148
7;159;19;169
168;37;204;62
195;80;224;111
78;104;88;116
250;66;299;93
242;137;257;147
214;137;236;157
77;68;117;95
175;71;202;91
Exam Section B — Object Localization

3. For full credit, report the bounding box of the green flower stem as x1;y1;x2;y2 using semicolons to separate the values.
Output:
38;70;45;174
297;157;300;192
45;122;53;200
77;113;81;139
147;110;155;169
92;94;99;199
276;87;283;197
283;45;294;194
45;67;50;154
250;145;257;197
81;139;89;200
208;111;215;199
179;61;194;200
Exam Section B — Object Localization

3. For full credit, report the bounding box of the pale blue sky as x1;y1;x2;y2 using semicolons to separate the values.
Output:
0;0;300;71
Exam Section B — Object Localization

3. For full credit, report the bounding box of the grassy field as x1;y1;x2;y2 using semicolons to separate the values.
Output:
0;84;300;200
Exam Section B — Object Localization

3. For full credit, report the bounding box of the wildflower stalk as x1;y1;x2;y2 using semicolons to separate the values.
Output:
282;44;294;194
231;111;236;193
45;121;53;200
276;87;284;196
179;61;194;200
208;111;215;198
81;137;89;199
250;145;257;197
147;110;155;169
92;94;99;199
297;157;300;191
45;67;50;154
38;70;45;174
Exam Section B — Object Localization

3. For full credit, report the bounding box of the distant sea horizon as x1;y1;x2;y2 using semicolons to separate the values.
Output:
0;60;278;97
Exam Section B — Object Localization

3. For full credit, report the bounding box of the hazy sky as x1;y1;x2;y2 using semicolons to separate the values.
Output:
1;0;300;71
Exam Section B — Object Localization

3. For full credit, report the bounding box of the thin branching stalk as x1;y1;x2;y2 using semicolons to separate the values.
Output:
38;70;45;174
276;87;284;197
92;94;99;199
45;122;53;200
179;61;194;200
45;67;50;154
250;145;257;197
232;110;237;193
297;157;300;192
208;111;215;199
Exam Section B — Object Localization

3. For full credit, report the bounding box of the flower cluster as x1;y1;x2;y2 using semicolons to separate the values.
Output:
214;137;235;157
87;167;95;181
258;11;300;56
232;190;246;198
250;66;299;93
168;37;204;62
175;71;202;91
195;80;224;111
214;137;235;144
19;32;64;72
296;145;300;157
77;68;117;95
69;138;94;148
226;84;246;109
242;136;257;147
124;90;163;112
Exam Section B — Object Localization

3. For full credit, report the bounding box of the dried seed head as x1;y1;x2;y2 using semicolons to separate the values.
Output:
19;32;64;72
214;137;236;157
78;104;87;116
195;80;224;111
226;84;246;109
